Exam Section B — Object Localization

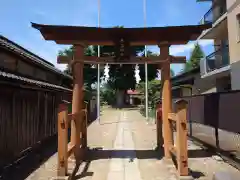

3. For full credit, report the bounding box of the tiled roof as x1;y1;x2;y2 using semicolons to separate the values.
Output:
0;35;72;79
127;89;141;95
171;67;199;83
0;70;72;92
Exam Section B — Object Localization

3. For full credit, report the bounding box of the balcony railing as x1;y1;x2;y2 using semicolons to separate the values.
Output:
199;0;227;25
200;46;229;76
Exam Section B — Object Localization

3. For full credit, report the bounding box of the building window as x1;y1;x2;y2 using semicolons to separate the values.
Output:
237;14;240;42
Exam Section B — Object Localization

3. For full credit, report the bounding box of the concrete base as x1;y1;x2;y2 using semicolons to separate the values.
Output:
50;176;69;180
178;175;194;180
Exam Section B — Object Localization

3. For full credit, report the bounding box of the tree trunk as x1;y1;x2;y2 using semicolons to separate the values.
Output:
116;90;125;108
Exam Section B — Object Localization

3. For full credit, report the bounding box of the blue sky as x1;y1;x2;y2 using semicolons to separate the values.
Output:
1;0;214;75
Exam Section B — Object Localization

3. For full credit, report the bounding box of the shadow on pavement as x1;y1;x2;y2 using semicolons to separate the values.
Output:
188;149;213;158
0;135;58;180
70;160;94;180
189;169;205;179
170;148;211;178
88;147;164;160
68;147;165;179
111;104;140;110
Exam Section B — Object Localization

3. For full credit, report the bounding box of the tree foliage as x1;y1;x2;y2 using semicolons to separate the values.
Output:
100;83;116;105
183;43;205;72
170;69;175;77
58;46;99;101
136;79;161;107
139;50;159;82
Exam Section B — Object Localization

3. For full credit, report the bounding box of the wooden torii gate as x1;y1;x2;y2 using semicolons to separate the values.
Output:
32;23;210;177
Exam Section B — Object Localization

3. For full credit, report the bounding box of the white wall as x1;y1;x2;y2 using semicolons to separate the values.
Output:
227;1;240;90
231;60;240;90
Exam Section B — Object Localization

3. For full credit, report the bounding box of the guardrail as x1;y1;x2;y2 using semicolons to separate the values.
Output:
206;46;229;72
57;101;88;176
200;46;229;76
199;0;227;25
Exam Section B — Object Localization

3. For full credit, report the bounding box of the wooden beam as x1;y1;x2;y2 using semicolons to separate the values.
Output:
81;102;88;149
168;113;178;122
71;45;84;161
156;102;163;148
57;55;186;64
81;56;186;64
58;55;71;64
169;144;177;157
57;103;68;176
161;45;173;159
67;143;75;158
68;111;83;123
55;40;188;46
175;100;188;176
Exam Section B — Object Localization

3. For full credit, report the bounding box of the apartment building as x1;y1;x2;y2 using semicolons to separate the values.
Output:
199;0;240;91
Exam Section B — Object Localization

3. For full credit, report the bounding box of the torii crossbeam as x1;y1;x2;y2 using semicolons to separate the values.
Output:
32;22;211;177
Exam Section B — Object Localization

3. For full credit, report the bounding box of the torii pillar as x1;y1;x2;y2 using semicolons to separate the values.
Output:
71;45;84;162
159;44;173;158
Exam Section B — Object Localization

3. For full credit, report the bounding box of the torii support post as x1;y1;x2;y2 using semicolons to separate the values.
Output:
156;102;163;148
175;100;188;176
57;104;68;176
160;44;173;158
81;101;88;149
71;45;84;162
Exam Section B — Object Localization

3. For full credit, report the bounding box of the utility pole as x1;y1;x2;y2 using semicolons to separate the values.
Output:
97;0;101;123
143;0;148;121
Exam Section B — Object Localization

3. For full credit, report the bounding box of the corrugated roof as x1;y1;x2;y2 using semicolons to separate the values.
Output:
0;35;72;79
0;70;72;92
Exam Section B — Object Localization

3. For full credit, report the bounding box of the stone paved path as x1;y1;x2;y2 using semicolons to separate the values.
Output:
23;108;240;180
107;111;142;180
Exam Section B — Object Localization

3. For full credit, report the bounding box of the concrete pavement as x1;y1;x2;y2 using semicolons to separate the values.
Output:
23;108;240;180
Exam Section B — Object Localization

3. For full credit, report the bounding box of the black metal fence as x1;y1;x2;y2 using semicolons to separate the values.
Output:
181;91;240;161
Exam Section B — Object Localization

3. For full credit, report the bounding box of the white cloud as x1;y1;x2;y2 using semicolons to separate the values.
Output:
149;40;213;56
25;0;99;72
170;40;213;55
56;64;67;71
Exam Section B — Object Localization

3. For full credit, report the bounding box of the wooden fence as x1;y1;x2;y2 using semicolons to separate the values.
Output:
0;85;70;170
156;99;188;177
57;101;88;176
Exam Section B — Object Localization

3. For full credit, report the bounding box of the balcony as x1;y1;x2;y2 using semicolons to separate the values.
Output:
200;46;230;78
199;0;227;25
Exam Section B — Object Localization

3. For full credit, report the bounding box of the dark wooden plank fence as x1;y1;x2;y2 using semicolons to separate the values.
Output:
0;85;68;169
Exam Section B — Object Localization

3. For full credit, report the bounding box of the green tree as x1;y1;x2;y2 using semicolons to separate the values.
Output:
58;46;100;101
58;26;160;106
184;43;205;72
136;79;161;108
170;69;175;77
139;51;159;82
